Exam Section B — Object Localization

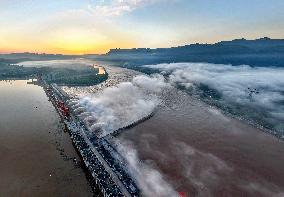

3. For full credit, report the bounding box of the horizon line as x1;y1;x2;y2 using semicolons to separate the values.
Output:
1;36;283;56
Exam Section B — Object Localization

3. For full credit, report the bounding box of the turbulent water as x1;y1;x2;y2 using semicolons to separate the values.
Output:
70;74;168;138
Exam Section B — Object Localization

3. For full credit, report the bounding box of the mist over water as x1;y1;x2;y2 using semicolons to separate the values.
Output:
114;139;179;197
144;62;284;135
70;74;182;196
71;74;168;137
17;60;180;196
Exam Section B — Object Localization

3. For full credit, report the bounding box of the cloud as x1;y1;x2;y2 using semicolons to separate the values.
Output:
143;63;284;134
88;0;160;16
69;74;168;137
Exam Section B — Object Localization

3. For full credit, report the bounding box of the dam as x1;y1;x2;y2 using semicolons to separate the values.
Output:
44;81;140;197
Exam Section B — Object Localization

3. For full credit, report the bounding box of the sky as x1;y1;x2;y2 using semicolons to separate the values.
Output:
0;0;283;54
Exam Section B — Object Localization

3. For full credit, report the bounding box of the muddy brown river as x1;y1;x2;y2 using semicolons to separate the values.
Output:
0;80;93;196
119;88;284;197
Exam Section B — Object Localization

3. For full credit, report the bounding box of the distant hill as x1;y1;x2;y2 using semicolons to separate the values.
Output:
108;37;284;55
2;37;284;67
95;37;284;67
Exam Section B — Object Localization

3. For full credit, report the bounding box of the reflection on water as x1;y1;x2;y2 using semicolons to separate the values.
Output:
0;80;92;196
19;58;95;69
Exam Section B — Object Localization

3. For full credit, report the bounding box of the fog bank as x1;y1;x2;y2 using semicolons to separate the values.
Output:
144;63;284;135
71;74;168;137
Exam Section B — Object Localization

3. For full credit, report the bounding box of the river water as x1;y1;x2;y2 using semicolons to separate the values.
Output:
0;80;93;196
119;87;284;197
